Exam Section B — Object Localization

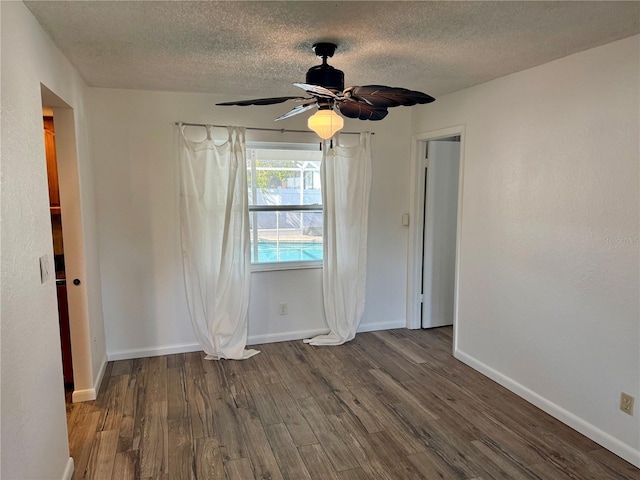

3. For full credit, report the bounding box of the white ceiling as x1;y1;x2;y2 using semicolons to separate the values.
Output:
25;1;640;100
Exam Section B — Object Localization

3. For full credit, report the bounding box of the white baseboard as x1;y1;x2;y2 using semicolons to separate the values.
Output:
61;457;74;480
107;333;336;361
106;322;405;361
93;353;107;395
357;319;406;333
455;349;640;468
72;353;107;402
248;328;331;345
248;320;405;344
72;388;96;403
108;342;202;361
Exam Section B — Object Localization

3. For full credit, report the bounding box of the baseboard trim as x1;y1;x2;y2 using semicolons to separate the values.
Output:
93;353;107;394
248;320;406;345
106;331;329;361
61;457;74;480
248;328;331;345
72;353;107;402
108;342;202;361
455;349;640;468
72;387;96;403
357;319;406;333
106;320;406;362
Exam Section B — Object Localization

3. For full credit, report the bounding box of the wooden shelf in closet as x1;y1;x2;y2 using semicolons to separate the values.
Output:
44;116;61;208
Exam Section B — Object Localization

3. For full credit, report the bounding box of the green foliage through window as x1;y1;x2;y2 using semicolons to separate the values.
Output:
254;159;297;190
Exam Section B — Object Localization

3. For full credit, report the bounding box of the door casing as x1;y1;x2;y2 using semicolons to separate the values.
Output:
41;85;95;402
406;126;465;353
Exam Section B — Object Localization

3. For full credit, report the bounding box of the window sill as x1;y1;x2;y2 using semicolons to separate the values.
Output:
251;261;322;272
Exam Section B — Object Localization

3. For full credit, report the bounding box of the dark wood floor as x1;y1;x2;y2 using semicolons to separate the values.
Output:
67;327;639;480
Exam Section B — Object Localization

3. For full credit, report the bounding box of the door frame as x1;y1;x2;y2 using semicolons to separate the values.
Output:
406;126;465;349
41;85;96;402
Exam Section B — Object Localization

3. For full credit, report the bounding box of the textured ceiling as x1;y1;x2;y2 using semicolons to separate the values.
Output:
25;1;640;99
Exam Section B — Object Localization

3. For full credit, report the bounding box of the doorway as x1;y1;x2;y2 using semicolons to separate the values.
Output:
43;113;74;389
41;84;94;403
407;127;464;350
421;137;460;328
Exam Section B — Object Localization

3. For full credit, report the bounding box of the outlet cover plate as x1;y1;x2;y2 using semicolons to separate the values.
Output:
620;392;635;415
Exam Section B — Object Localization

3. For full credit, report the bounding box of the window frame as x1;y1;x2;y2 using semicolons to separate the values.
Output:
247;141;323;272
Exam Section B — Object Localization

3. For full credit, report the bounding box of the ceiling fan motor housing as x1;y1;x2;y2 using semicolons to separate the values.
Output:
307;42;344;93
306;64;345;93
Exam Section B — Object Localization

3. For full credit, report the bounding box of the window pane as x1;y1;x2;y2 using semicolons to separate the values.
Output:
247;145;323;265
250;210;323;263
247;152;321;207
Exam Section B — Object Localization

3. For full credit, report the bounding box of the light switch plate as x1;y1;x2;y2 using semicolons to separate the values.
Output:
39;255;50;284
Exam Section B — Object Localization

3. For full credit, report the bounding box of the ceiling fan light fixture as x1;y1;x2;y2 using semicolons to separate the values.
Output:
308;109;344;139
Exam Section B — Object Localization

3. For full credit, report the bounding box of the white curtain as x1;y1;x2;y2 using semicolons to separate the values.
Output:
305;133;372;346
178;124;259;360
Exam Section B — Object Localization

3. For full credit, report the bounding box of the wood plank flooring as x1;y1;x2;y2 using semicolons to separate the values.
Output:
67;327;639;479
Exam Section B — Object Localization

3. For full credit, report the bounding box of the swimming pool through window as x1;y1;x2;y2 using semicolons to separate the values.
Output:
247;143;323;267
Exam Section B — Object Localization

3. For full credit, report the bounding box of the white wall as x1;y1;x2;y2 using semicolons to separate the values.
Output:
413;35;640;465
86;88;412;358
1;2;106;479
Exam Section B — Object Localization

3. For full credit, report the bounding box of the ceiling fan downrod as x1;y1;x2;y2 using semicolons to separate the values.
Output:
306;43;344;92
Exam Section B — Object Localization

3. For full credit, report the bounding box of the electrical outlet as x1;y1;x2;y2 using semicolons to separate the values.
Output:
278;302;288;315
620;393;634;415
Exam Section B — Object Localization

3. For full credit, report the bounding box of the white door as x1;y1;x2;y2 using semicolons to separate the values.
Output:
422;138;460;328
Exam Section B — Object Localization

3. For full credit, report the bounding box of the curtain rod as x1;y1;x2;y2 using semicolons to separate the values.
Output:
175;122;373;135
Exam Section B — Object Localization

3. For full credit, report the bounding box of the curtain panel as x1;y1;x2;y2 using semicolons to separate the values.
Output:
306;132;372;345
178;125;259;360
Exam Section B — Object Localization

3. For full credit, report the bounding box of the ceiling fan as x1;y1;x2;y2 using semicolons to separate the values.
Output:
216;43;435;138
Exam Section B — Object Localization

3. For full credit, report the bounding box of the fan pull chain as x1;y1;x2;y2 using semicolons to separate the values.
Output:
319;139;334;151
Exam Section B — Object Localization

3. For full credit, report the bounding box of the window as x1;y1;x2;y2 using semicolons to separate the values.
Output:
247;143;323;268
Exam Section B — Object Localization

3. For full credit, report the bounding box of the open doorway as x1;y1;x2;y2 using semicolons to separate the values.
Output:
421;137;460;328
43;113;74;393
41;85;94;404
407;127;464;351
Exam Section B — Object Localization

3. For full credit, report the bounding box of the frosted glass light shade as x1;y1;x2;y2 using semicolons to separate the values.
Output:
308;109;344;139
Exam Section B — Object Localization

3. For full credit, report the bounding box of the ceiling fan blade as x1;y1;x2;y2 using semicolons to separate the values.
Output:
216;96;307;106
337;101;388;121
344;85;435;108
293;83;339;99
275;103;317;121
